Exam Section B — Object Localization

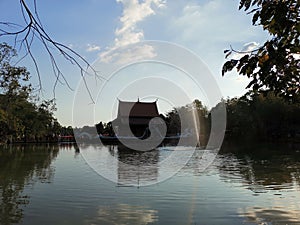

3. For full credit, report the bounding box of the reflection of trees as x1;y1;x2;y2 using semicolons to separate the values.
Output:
218;144;300;192
0;144;59;225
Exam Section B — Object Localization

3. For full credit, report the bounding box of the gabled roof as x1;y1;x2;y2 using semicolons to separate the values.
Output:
117;100;159;118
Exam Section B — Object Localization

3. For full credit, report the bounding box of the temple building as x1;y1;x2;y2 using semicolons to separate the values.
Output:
112;99;160;138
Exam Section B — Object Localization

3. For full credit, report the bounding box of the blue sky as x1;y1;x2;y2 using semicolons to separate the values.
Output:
1;0;268;126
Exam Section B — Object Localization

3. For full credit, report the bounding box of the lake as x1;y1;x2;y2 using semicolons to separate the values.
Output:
1;142;300;225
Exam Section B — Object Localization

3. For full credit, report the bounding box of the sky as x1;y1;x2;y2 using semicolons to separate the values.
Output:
0;0;269;126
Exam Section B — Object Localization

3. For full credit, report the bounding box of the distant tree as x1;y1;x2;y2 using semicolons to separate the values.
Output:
223;0;300;101
95;122;104;134
165;108;181;135
225;91;300;141
164;99;210;143
60;126;74;136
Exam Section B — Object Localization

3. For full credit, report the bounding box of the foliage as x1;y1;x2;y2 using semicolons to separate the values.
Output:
222;0;300;101
225;91;300;141
0;43;66;143
95;122;115;136
164;100;209;135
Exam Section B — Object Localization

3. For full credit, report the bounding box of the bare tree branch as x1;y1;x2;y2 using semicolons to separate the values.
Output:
0;0;105;103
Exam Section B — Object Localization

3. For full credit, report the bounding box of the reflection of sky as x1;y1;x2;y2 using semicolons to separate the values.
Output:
239;207;300;225
87;203;158;225
207;149;300;224
81;145;196;187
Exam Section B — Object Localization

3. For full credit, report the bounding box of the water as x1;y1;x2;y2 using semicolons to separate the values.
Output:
0;143;300;225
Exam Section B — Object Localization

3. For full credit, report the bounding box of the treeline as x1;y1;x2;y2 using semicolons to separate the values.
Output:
166;92;300;142
225;91;300;142
170;92;300;142
0;43;71;144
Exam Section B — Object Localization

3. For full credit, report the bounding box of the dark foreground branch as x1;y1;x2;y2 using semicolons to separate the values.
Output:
0;0;105;103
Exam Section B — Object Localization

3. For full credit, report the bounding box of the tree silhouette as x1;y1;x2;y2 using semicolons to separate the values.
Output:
223;0;299;101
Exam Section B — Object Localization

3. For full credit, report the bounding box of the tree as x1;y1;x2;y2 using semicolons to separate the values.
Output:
224;91;300;141
0;43;31;141
222;0;300;101
0;43;62;143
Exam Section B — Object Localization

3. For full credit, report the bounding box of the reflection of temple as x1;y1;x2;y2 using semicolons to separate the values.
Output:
117;147;159;186
112;100;160;138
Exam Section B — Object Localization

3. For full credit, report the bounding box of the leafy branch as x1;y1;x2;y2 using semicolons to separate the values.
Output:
222;0;300;102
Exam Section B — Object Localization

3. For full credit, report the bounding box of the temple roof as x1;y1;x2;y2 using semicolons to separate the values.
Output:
117;100;159;118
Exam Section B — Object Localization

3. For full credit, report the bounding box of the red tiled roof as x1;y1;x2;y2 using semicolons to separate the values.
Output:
118;100;159;118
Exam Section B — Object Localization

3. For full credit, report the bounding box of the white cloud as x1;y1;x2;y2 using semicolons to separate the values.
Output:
115;0;166;43
241;42;260;52
100;44;157;64
100;0;166;63
86;44;101;52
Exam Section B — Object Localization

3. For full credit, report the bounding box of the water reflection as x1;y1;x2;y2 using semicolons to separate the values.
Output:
239;207;300;225
0;144;59;225
217;143;300;192
81;144;166;186
117;147;159;186
87;203;158;225
1;143;300;224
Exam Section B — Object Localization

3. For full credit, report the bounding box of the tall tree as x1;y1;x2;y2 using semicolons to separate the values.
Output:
222;0;300;101
0;43;61;143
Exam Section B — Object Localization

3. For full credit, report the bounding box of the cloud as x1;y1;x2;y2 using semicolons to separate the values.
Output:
241;42;260;52
100;44;157;64
86;44;101;52
115;0;166;46
100;0;166;63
